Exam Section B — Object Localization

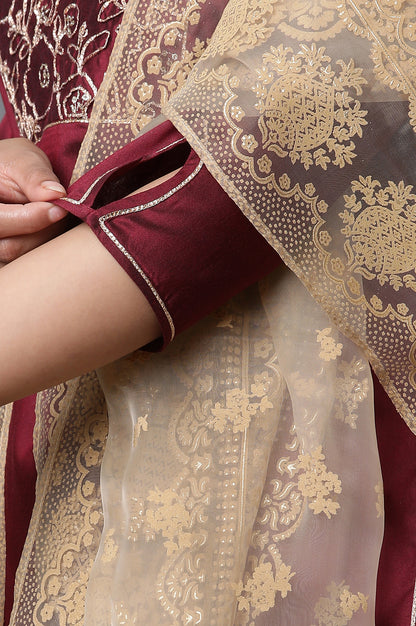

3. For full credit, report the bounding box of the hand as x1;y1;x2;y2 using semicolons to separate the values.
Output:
0;138;67;266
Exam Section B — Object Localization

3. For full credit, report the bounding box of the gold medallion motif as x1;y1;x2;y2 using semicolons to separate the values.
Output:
340;177;416;293
253;44;367;171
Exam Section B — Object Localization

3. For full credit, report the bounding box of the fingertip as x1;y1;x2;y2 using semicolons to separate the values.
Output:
48;206;67;222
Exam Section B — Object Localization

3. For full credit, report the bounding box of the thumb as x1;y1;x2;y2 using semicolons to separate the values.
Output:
0;138;66;203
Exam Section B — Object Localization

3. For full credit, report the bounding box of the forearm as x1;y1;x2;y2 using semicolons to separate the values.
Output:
0;222;160;405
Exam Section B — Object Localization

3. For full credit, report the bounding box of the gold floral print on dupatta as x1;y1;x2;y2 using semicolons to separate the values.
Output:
127;0;209;134
254;45;367;170
205;0;283;57
234;547;294;619
274;0;345;41
316;327;343;361
313;582;368;625
340;177;416;293
338;0;416;131
312;173;416;408
86;292;285;625
10;374;107;626
72;0;227;178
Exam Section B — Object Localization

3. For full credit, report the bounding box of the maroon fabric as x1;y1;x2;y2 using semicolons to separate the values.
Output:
0;2;124;142
375;374;416;625
4;396;37;625
37;122;89;188
0;83;90;626
56;119;281;347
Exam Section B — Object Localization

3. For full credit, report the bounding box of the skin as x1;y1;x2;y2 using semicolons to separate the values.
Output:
0;138;163;405
0;138;69;265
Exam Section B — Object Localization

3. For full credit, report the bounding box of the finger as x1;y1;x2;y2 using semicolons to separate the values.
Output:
0;202;67;237
0;138;66;203
0;220;70;263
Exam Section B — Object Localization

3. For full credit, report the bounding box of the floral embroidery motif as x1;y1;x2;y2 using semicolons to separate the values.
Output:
254;44;367;170
0;0;125;140
334;357;369;428
340;177;416;292
338;0;416;132
127;0;212;134
297;446;342;518
313;581;368;625
144;487;194;555
209;371;273;433
234;548;295;618
316;327;343;362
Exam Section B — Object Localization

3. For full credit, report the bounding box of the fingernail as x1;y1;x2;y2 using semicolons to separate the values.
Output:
48;206;67;222
42;180;66;194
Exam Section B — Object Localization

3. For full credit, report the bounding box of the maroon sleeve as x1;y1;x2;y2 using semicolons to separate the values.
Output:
56;120;281;348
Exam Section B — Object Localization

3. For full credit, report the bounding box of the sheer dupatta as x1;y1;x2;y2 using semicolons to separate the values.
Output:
12;0;416;623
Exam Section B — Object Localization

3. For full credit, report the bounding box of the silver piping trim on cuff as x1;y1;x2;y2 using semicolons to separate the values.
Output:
98;160;204;342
